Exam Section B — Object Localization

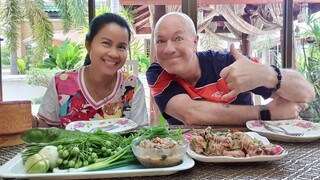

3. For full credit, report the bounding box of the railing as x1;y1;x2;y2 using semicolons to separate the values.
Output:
122;60;139;76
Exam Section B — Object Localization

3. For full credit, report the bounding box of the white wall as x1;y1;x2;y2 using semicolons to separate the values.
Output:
2;75;47;101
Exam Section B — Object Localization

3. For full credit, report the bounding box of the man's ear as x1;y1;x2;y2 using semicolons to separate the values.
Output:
85;41;91;52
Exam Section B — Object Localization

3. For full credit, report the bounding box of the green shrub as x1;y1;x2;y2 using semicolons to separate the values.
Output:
41;39;85;70
296;14;320;122
17;58;27;74
1;46;10;65
130;37;150;73
32;97;42;105
135;54;150;73
26;68;61;88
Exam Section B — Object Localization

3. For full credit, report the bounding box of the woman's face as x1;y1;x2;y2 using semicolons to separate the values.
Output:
86;23;129;75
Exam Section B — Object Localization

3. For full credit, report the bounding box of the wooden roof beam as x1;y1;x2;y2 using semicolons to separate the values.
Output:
132;5;149;15
137;27;151;34
134;17;150;31
120;0;320;5
134;10;150;23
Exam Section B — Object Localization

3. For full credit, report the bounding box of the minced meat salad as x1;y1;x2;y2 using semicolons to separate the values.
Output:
189;127;282;157
135;137;185;168
139;137;183;149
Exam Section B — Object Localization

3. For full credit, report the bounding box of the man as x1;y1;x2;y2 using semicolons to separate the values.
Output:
146;12;315;125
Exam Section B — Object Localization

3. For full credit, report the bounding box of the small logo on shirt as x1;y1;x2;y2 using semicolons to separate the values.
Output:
211;91;223;98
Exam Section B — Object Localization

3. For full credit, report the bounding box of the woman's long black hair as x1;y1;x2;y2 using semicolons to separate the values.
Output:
84;13;131;66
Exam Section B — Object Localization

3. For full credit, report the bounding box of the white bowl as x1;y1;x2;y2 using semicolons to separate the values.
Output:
131;137;187;168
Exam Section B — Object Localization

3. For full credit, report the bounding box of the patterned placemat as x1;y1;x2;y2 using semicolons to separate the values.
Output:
0;144;26;166
106;139;320;180
1;137;319;180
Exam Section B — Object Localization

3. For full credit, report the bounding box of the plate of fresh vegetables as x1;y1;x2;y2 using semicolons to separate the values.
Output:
65;118;139;133
0;117;195;179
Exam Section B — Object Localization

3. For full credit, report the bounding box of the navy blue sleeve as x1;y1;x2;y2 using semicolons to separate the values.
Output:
251;86;272;99
146;63;186;122
198;50;235;74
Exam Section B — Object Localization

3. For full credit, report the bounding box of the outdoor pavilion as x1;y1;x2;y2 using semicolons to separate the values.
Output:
116;0;320;66
94;0;319;123
1;1;319;118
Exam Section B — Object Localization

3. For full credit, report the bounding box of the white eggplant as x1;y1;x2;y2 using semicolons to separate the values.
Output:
24;153;49;173
38;145;59;170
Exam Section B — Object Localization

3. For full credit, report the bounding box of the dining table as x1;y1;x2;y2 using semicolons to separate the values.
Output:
1;125;320;180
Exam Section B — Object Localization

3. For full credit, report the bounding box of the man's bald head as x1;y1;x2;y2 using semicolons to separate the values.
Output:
154;12;197;37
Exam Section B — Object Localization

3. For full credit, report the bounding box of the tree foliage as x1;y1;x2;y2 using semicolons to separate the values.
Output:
0;0;53;73
23;0;54;65
0;0;138;74
198;33;224;51
1;0;21;52
52;0;87;33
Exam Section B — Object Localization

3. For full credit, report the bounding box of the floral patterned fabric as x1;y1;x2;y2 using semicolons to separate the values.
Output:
38;66;148;127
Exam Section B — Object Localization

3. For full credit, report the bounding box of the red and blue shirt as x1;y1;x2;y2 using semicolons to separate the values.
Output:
146;50;272;124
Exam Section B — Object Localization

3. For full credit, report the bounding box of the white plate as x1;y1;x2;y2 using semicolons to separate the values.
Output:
187;132;288;163
0;154;194;179
246;119;320;142
65;118;138;133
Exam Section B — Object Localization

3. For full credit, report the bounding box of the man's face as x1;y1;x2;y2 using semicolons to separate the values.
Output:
154;16;197;75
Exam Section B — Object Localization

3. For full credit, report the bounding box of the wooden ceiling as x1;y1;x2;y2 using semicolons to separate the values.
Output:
121;0;320;34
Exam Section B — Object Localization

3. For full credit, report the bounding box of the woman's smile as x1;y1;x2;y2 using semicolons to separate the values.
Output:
103;59;117;66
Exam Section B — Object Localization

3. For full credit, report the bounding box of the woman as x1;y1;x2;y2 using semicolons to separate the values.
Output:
35;13;148;128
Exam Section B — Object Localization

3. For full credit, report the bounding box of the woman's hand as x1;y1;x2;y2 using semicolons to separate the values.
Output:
32;116;53;128
32;115;39;128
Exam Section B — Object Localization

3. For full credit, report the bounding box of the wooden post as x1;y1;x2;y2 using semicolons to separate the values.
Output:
182;0;197;32
282;0;293;68
0;38;3;101
241;33;251;56
88;0;95;23
149;5;165;125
